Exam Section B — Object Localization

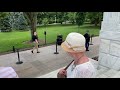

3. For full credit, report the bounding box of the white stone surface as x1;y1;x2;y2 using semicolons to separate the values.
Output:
97;65;109;70
96;65;109;76
101;22;119;31
97;74;108;78
103;12;120;23
98;53;108;67
111;58;120;70
100;31;120;42
98;12;120;70
98;53;118;68
36;62;120;78
111;71;120;78
99;39;110;53
110;41;120;57
103;69;118;77
36;67;64;78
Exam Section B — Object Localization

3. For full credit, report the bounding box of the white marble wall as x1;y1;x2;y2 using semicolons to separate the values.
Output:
98;12;120;70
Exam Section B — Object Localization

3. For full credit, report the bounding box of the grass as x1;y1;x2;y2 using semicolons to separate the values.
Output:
0;24;100;54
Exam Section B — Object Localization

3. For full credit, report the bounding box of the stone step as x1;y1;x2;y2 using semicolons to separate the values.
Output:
110;71;120;78
37;64;120;78
96;66;110;77
36;59;99;78
97;69;118;78
36;67;64;78
37;67;120;78
103;69;118;77
37;59;120;78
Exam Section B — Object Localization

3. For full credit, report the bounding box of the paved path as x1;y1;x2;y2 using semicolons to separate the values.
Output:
0;36;100;78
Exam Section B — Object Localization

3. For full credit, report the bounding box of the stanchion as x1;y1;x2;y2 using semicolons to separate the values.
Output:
13;46;15;53
16;49;23;64
54;40;59;54
90;34;93;45
44;31;46;45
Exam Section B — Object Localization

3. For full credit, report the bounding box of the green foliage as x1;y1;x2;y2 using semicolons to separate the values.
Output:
56;12;64;24
42;18;49;26
67;12;76;24
37;12;46;24
9;12;28;31
62;12;69;24
17;13;28;30
23;12;38;26
0;13;12;32
37;12;69;24
76;12;86;26
86;12;103;26
0;12;9;20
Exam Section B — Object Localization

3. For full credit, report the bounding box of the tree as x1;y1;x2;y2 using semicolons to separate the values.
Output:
63;12;69;24
0;12;12;32
56;12;64;24
0;12;8;20
76;12;86;32
42;18;49;30
67;12;76;24
9;12;28;31
37;12;46;25
47;12;56;24
23;12;38;41
37;12;56;24
86;12;103;26
18;13;28;30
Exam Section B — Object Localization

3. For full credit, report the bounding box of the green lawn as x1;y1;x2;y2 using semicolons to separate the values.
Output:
0;24;100;54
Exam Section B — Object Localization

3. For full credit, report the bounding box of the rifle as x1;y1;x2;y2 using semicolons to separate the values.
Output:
57;60;74;78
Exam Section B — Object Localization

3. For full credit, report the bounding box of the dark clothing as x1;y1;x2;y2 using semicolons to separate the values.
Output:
85;42;89;51
84;33;90;50
84;33;90;42
32;35;38;42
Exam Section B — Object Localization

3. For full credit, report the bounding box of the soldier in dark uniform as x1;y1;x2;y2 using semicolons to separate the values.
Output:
84;31;90;51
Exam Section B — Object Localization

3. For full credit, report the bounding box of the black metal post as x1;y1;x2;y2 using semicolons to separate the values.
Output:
13;46;15;53
54;40;59;54
16;49;23;64
45;34;46;45
44;31;46;45
90;35;93;45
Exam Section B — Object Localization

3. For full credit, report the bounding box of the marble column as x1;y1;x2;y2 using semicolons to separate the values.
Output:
98;12;120;70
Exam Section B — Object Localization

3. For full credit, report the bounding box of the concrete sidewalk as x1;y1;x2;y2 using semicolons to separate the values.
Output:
0;36;100;78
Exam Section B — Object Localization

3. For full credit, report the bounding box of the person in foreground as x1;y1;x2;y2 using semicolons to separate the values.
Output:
57;32;96;78
0;67;19;78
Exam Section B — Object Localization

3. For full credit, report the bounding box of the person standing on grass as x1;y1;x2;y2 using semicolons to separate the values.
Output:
84;30;90;51
57;32;96;78
31;31;40;53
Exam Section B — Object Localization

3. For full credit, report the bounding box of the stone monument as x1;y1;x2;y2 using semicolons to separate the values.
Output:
98;12;120;70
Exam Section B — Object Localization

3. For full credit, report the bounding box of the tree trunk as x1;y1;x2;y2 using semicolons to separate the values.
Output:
23;12;37;41
95;21;98;26
30;14;37;41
